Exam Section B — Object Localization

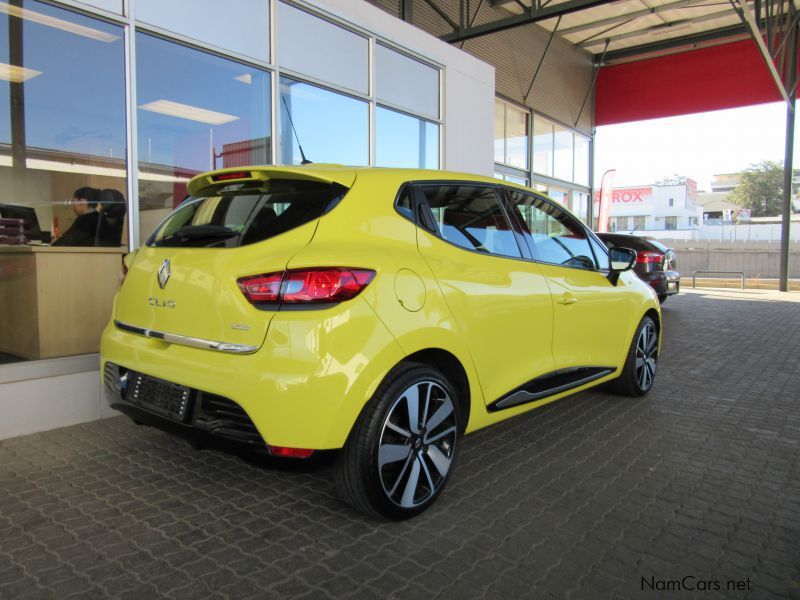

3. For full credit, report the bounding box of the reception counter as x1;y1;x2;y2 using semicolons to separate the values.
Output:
0;245;125;360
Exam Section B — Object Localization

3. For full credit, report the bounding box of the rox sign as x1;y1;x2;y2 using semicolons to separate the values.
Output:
593;187;653;205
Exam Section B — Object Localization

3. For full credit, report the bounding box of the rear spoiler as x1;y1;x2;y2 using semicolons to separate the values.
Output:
187;165;357;196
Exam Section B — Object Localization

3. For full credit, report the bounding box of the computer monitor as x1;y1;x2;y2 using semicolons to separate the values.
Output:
0;204;43;241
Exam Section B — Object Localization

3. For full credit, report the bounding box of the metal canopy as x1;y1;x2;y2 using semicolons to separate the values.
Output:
430;0;797;69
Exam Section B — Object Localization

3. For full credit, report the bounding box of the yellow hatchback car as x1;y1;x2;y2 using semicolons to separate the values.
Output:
101;165;661;519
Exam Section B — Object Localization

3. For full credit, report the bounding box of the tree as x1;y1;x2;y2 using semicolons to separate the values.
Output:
729;160;784;217
655;174;687;185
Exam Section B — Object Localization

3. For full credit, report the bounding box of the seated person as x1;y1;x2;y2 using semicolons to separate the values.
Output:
95;188;126;247
53;187;101;247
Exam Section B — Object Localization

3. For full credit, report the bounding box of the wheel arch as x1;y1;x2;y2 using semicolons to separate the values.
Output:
401;348;471;434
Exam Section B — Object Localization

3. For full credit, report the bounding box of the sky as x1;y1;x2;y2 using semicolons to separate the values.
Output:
593;101;799;191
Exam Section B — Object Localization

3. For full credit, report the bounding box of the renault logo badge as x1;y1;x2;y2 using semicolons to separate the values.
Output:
157;259;171;289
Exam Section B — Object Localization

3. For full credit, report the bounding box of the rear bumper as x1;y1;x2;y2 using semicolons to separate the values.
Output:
102;363;269;453
642;271;681;296
100;297;405;450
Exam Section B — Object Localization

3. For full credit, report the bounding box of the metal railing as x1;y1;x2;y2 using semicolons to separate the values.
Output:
691;271;746;290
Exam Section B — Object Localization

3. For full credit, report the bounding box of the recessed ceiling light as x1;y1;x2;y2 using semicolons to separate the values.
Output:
0;63;42;83
0;2;120;43
139;99;240;125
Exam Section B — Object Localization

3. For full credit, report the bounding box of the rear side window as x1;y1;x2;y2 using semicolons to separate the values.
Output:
147;179;346;248
506;190;597;270
419;185;521;258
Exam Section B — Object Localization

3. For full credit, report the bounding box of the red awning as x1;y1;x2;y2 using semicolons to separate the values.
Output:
595;39;794;126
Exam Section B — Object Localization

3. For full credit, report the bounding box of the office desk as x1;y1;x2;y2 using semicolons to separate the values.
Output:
0;245;125;360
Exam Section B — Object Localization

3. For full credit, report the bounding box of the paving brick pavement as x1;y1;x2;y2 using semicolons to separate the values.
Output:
1;289;799;599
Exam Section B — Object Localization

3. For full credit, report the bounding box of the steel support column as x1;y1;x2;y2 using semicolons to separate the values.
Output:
779;23;797;292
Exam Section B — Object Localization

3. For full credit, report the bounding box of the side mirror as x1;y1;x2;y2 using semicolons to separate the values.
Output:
607;247;636;285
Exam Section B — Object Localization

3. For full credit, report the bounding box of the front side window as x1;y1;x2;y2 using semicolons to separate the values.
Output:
507;191;596;270
419;185;521;258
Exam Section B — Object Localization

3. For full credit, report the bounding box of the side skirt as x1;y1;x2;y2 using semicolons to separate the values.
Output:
488;366;616;412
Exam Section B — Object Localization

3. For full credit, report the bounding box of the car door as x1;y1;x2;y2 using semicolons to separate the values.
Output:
413;182;556;406
504;189;640;371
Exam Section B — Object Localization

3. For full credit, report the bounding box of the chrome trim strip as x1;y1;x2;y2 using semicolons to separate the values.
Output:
114;321;259;354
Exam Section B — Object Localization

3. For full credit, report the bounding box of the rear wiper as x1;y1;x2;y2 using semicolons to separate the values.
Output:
158;225;238;245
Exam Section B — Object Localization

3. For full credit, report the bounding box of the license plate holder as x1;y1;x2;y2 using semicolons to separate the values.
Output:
127;373;192;421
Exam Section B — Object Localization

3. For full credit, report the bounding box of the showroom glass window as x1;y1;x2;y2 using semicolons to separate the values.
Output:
375;44;440;169
376;107;438;169
0;0;126;363
279;77;368;166
278;2;368;95
136;0;270;62
136;33;270;244
494;99;528;170
532;117;553;177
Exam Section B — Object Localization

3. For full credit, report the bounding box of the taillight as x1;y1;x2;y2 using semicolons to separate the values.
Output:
237;272;282;303
237;268;375;307
636;252;662;264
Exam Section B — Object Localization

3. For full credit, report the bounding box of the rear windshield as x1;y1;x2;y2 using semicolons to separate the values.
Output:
646;238;669;253
600;234;656;252
147;179;346;248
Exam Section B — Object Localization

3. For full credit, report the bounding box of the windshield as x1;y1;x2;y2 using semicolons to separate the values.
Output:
147;179;347;248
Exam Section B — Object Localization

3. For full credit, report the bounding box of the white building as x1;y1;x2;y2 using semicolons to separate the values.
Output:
593;181;701;234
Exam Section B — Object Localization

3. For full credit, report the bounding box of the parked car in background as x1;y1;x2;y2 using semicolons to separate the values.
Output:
101;166;662;519
596;233;680;303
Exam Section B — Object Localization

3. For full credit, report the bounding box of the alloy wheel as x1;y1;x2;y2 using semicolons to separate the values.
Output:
635;321;658;390
377;380;458;508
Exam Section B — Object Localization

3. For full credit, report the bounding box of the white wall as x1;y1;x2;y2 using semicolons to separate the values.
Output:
0;370;116;440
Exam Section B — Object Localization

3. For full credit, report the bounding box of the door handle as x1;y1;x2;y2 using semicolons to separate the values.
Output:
557;294;577;305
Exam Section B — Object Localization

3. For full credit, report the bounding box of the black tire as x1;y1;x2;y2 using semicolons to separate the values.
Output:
608;315;659;397
335;363;461;520
658;294;667;304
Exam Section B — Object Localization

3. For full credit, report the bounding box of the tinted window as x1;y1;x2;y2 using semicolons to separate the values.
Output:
420;185;521;258
507;191;596;269
148;180;344;248
647;238;669;253
599;234;655;252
